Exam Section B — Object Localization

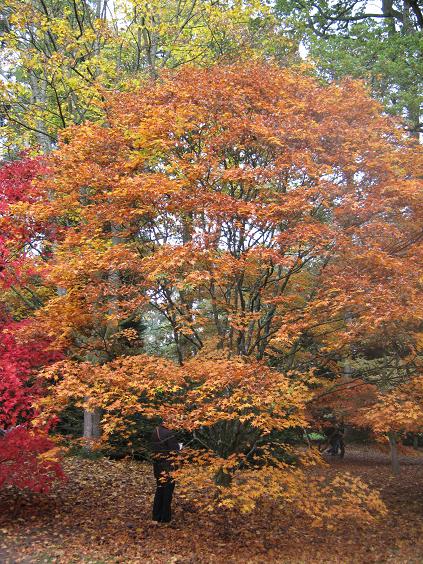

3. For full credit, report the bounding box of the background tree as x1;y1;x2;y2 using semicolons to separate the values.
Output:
275;0;423;137
0;156;63;491
355;373;423;473
0;0;113;153
0;0;293;154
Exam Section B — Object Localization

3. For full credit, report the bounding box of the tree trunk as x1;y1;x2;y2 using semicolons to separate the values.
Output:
83;407;102;441
29;71;53;152
388;432;400;475
59;282;100;441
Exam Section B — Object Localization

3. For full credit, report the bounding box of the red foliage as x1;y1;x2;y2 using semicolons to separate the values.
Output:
0;155;64;493
0;426;64;492
0;153;45;203
0;311;63;492
0;154;50;288
0;316;60;428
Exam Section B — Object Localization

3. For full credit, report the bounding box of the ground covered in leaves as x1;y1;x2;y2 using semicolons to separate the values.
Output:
1;446;423;563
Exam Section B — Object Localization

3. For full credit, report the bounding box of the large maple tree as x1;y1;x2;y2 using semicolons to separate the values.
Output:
23;63;422;512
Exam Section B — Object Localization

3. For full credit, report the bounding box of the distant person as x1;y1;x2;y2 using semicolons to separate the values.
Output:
151;423;181;523
327;425;345;458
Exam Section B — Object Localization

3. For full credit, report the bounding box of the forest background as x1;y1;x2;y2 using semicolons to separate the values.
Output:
0;0;422;561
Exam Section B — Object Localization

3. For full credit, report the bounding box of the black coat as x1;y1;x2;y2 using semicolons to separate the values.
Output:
151;426;180;480
151;425;179;453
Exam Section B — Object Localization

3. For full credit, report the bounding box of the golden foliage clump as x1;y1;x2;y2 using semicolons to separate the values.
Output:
39;354;386;521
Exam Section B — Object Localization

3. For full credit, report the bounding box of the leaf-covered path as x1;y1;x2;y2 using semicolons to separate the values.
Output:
1;447;423;563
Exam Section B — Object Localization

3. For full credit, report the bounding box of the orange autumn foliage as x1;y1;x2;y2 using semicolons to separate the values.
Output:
25;63;422;362
356;374;423;436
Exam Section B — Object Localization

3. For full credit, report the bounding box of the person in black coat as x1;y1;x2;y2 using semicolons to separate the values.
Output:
151;423;181;523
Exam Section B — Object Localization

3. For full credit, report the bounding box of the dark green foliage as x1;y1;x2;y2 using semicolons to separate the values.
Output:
275;0;422;137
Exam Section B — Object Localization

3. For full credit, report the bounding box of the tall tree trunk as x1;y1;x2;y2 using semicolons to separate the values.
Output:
29;71;52;152
57;286;102;443
388;432;400;474
83;408;102;441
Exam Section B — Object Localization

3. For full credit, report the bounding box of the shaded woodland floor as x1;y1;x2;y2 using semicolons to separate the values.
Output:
1;446;423;563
